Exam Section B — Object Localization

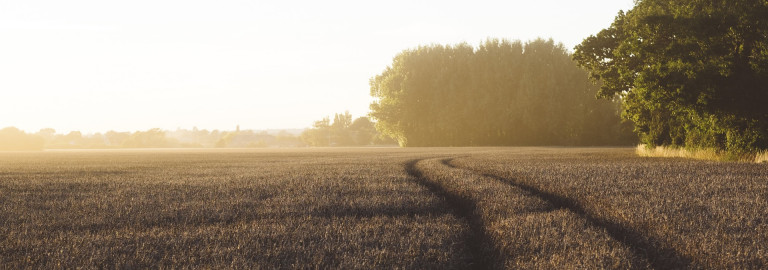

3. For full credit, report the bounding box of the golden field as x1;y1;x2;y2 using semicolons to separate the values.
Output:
1;148;766;268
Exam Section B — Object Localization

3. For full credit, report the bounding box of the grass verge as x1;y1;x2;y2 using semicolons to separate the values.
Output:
635;144;768;163
755;151;768;163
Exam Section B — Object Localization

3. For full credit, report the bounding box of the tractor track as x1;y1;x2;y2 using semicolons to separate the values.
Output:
404;159;497;270
441;158;692;269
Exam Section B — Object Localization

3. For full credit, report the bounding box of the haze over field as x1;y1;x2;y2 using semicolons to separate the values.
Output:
1;0;634;134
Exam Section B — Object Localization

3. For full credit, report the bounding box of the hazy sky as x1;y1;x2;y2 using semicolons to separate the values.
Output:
1;0;635;134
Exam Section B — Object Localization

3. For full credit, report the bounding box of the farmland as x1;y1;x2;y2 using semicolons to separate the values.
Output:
1;148;767;268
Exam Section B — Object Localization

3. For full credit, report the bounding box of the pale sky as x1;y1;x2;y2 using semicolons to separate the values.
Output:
0;0;635;134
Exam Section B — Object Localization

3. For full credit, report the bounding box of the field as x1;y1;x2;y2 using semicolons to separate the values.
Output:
1;148;766;268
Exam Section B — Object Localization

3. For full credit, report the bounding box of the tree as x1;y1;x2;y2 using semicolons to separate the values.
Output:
275;130;304;147
349;117;377;146
301;113;393;146
38;128;56;143
301;117;332;146
105;131;131;147
122;128;173;148
369;39;634;147
0;127;44;151
573;0;768;154
331;111;354;146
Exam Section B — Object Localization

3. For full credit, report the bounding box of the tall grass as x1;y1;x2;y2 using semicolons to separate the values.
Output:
635;144;768;163
755;151;768;163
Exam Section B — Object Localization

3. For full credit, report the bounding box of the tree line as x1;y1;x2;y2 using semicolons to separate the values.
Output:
0;127;305;150
369;39;636;147
0;112;394;150
574;0;768;156
300;111;396;146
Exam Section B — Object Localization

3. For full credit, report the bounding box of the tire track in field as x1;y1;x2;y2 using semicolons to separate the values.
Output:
404;159;495;270
442;158;692;270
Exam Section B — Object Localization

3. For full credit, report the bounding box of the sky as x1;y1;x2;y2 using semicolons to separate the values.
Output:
0;0;635;134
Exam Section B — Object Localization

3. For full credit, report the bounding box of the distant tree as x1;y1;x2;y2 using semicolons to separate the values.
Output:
216;130;275;148
105;131;131;147
370;39;634;147
80;133;107;148
38;128;56;143
349;117;377;145
0;127;44;151
275;130;305;147
216;131;237;148
573;0;768;154
331;111;354;146
302;113;393;146
122;128;173;148
301;117;332;146
64;131;83;146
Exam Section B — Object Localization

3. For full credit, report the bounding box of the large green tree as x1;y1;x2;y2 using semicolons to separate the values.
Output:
369;39;634;147
574;0;768;153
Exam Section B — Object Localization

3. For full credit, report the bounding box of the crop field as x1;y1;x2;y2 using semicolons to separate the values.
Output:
1;148;766;268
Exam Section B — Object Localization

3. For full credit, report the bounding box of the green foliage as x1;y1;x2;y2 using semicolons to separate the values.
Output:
370;39;635;147
574;0;768;153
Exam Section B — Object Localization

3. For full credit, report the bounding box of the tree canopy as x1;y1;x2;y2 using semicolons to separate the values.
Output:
574;0;768;154
369;39;635;147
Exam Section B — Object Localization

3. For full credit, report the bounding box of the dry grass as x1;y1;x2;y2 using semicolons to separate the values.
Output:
2;147;766;268
755;150;768;163
636;144;768;163
636;144;726;161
